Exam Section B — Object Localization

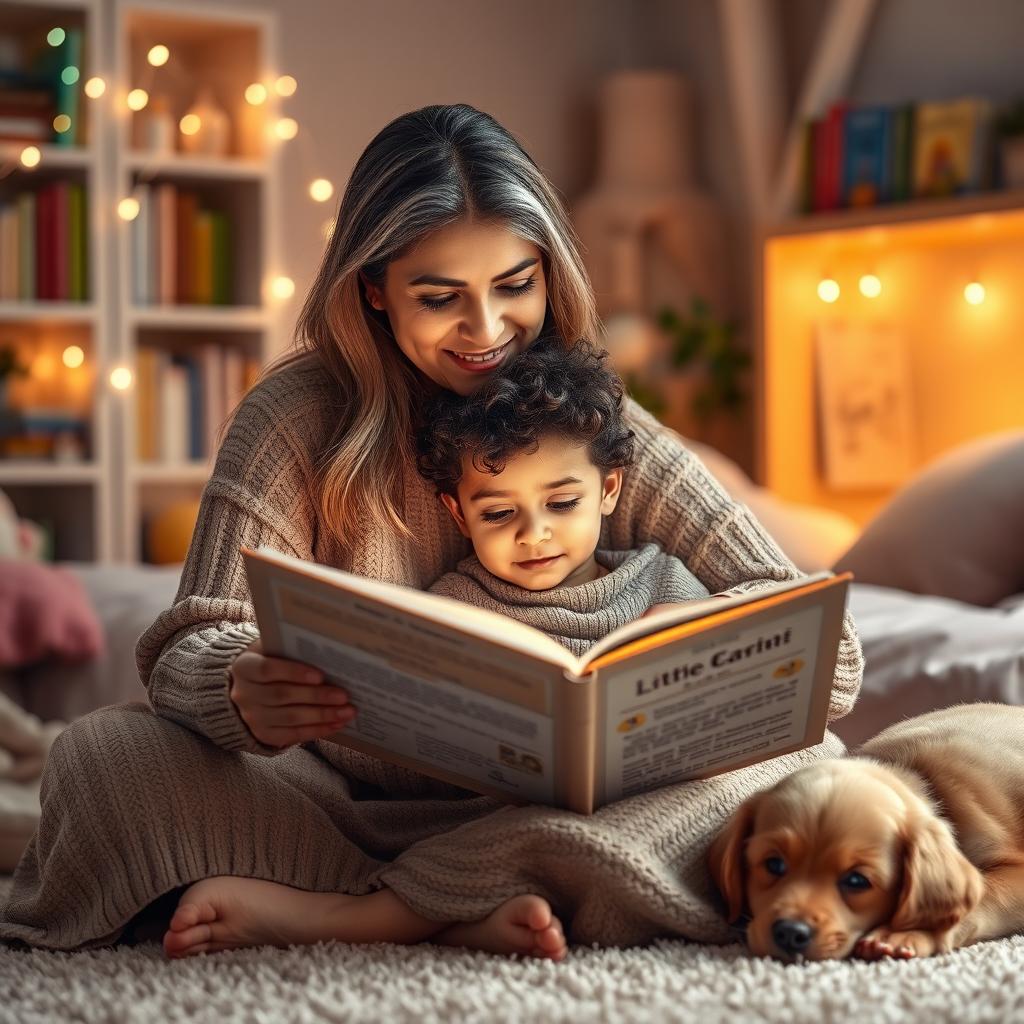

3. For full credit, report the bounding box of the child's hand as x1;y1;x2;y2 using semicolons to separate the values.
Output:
228;638;356;748
642;602;691;618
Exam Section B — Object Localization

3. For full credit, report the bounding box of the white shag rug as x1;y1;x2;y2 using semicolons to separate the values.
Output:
3;879;1024;1024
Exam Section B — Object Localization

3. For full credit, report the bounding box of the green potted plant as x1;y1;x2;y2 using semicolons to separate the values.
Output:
996;99;1024;190
0;343;29;409
657;298;750;425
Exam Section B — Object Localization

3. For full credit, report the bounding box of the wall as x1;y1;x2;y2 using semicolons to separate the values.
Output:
196;0;644;350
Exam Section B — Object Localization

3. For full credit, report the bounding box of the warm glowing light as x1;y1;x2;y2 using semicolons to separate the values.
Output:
118;197;140;221
274;117;298;140
309;178;333;202
322;217;335;242
964;281;986;305
275;75;297;97
61;66;79;85
47;27;65;47
245;83;267;105
179;114;201;136
271;276;295;300
53;114;72;134
858;274;882;298
20;146;41;168
817;278;840;303
62;345;85;369
84;76;106;98
147;44;170;67
127;89;149;111
110;366;133;390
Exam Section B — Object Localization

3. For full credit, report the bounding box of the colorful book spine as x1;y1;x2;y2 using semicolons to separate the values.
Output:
210;210;230;304
0;204;17;299
176;191;198;303
842;107;892;208
198;344;225;457
159;359;189;463
68;182;86;301
157;182;177;305
17;192;35;300
193;211;214;305
54;27;83;147
889;105;915;203
184;355;204;460
52;180;70;300
132;184;151;305
135;347;160;461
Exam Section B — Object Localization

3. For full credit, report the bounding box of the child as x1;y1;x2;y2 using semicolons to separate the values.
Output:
416;335;711;653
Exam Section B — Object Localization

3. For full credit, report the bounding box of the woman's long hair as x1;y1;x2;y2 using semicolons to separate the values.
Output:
271;104;598;548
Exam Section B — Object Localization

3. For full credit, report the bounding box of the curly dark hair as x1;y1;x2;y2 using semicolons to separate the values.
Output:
416;335;635;497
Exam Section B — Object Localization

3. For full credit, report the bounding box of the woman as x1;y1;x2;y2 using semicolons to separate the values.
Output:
0;105;863;959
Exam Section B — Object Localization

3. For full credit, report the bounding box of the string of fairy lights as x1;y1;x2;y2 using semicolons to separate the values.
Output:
815;274;987;305
10;27;343;393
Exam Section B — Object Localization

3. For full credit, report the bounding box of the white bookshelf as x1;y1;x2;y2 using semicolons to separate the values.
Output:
0;0;282;563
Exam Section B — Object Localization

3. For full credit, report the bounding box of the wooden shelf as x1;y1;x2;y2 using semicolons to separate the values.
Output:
132;461;212;483
125;152;269;181
0;301;98;322
127;305;268;330
0;461;99;485
0;141;97;171
766;189;1024;238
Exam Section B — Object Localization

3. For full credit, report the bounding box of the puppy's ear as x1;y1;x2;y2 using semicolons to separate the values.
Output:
891;812;984;933
707;793;762;923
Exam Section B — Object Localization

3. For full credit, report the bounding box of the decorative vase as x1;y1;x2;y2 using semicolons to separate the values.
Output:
141;95;175;155
178;88;231;158
573;71;731;322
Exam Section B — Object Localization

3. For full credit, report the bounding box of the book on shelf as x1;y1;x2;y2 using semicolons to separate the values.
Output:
0;182;87;301
132;183;234;306
913;97;994;198
802;95;997;214
842;107;893;208
135;344;260;463
243;546;852;814
0;25;85;147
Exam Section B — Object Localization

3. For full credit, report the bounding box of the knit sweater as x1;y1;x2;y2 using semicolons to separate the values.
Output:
0;352;864;952
428;543;711;657
135;353;863;770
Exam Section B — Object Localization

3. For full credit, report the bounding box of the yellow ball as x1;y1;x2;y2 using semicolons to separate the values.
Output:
147;499;201;564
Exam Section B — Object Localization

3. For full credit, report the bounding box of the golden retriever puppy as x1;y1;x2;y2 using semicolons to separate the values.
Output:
707;703;1024;961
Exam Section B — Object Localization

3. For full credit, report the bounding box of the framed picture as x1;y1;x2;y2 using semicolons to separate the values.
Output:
815;321;917;489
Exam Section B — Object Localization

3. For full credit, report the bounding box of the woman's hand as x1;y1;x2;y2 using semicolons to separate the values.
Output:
228;638;356;748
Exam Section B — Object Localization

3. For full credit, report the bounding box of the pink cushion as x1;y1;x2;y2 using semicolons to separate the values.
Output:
834;432;1024;607
0;560;105;668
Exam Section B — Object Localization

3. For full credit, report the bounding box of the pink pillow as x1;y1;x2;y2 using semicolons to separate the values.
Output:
0;560;105;668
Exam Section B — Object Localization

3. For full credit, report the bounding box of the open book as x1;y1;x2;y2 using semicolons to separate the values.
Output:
243;546;852;814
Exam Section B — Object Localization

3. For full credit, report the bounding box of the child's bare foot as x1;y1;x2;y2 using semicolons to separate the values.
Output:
434;894;567;961
162;877;438;958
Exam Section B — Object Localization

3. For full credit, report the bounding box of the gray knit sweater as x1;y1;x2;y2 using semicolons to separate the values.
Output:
429;543;711;657
0;352;865;953
135;354;863;772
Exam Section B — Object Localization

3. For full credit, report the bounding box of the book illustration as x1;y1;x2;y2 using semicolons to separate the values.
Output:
913;98;994;198
243;545;850;813
815;321;917;490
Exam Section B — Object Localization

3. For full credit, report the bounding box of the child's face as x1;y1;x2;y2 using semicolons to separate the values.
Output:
441;434;623;590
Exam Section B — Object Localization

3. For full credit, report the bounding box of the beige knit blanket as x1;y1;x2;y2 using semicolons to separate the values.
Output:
0;356;862;951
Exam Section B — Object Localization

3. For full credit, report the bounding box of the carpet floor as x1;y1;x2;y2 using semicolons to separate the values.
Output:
2;913;1023;1023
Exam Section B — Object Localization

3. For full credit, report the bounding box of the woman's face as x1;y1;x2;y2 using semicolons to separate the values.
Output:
361;217;548;395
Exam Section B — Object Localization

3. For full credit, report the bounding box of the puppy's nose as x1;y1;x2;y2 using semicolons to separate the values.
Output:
772;918;814;955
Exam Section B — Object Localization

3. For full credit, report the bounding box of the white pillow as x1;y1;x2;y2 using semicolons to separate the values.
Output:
835;431;1024;606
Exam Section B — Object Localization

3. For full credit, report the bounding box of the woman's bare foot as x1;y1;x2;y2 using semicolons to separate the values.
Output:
163;876;439;958
435;894;567;961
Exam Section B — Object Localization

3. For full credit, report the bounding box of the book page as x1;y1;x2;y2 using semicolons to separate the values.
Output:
594;580;847;805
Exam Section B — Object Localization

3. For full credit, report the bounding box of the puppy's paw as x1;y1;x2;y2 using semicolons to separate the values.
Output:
854;927;940;960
